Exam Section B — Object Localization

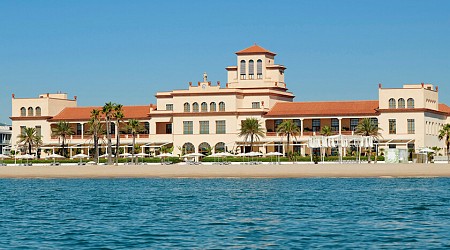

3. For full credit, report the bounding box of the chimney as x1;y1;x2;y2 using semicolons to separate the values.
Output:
74;96;77;100
378;83;382;89
217;81;220;86
189;82;192;86
226;83;229;88
11;94;15;99
436;86;439;92
208;81;211;86
198;81;201;86
421;83;424;88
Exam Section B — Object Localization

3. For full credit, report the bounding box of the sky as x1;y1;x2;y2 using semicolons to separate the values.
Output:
1;0;449;124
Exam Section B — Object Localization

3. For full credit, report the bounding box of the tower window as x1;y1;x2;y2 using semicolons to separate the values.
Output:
407;98;414;108
219;102;225;111
240;60;246;79
20;107;26;116
193;102;199;112
249;60;254;79
28;107;34;116
35;107;41;116
257;59;263;79
210;102;216;112
184;103;190;112
201;102;208;112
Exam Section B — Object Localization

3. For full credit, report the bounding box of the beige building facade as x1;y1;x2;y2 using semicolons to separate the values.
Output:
9;45;450;157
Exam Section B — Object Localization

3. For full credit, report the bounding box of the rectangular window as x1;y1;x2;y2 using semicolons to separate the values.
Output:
216;120;226;134
144;122;150;134
407;119;415;134
166;124;172;134
200;121;209;134
350;118;359;131
20;126;26;135
252;102;260;109
77;123;82;135
312;119;321;132
293;119;301;130
275;119;283;130
166;104;173;111
35;126;41;137
331;118;339;132
389;119;396;134
183;121;193;134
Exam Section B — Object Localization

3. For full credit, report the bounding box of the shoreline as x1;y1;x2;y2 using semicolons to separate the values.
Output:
0;163;449;178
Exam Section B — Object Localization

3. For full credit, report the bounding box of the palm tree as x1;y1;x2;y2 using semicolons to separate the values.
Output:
125;119;144;164
238;118;265;153
51;121;74;157
320;125;332;136
102;102;115;165
355;118;382;163
438;124;450;162
276;120;301;156
113;104;124;165
17;127;42;155
86;109;103;163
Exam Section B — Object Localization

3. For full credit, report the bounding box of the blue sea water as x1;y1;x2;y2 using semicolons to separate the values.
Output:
0;178;449;249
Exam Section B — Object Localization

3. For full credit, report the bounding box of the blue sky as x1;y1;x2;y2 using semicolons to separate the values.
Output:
1;0;449;123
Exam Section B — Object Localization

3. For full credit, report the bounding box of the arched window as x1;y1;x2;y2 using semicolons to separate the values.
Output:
201;102;208;112
248;60;254;79
407;98;414;108
20;107;26;116
184;102;190;112
398;98;405;108
219;102;225;111
214;142;226;153
192;102;199;112
35;107;41;116
198;142;211;155
182;142;195;155
257;59;263;79
210;102;216;112
389;98;396;109
28;107;34;116
240;60;246;79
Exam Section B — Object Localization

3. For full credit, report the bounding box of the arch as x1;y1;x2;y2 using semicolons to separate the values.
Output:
192;102;199;112
27;107;34;116
398;98;405;108
201;102;208;112
182;142;195;155
257;59;263;79
210;102;216;112
219;102;225;111
389;98;396;109
35;107;42;116
214;142;226;153
407;98;414;108
184;102;190;112
249;60;254;79
20;107;26;116
198;142;211;155
240;60;246;79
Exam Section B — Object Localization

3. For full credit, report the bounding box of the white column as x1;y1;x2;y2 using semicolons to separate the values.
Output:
338;118;342;135
300;118;304;137
81;123;84;139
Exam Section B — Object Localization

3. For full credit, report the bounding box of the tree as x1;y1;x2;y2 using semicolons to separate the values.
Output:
238;118;265;153
276;120;301;157
51;121;74;157
102;102;115;165
355;118;382;163
125;119;144;164
17;127;42;155
320;125;332;136
86;109;103;163
113;104;124;165
438;124;450;162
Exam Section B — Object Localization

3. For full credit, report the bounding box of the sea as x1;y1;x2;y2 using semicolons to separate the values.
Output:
0;178;449;249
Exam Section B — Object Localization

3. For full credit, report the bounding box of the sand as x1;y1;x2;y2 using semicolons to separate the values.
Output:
0;163;449;178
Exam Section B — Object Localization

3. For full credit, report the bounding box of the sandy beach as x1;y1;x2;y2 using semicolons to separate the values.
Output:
0;163;449;178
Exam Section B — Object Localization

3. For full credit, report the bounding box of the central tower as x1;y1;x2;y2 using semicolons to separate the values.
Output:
226;44;287;89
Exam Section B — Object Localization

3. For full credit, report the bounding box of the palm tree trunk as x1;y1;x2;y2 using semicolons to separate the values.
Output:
28;142;32;155
94;134;99;163
106;119;112;165
287;133;290;158
250;135;254;153
62;136;65;157
368;147;372;163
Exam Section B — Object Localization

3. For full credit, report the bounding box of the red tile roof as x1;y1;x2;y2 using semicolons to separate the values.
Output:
236;44;276;56
50;105;154;121
265;101;379;117
439;103;450;115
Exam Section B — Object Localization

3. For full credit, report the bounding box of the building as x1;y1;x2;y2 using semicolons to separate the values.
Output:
0;123;12;155
9;45;450;157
